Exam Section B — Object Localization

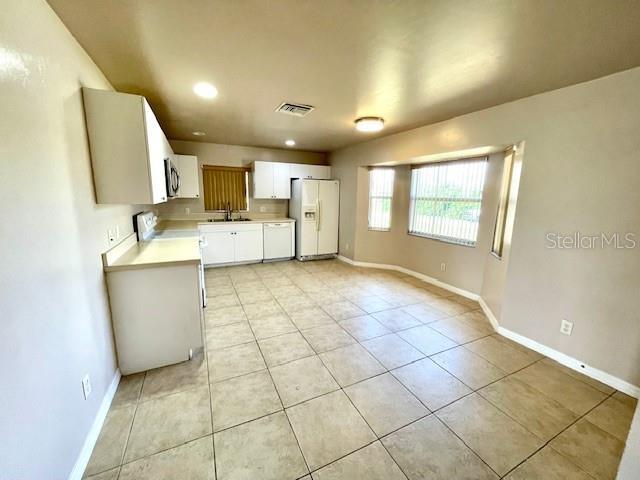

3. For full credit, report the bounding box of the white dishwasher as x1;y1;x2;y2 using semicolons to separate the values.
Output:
263;222;295;260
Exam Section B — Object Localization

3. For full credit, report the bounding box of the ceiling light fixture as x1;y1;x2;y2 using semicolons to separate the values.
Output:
355;116;384;133
285;139;296;147
193;82;218;99
192;131;206;136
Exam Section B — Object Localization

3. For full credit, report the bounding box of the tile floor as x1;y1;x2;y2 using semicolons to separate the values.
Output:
84;259;636;480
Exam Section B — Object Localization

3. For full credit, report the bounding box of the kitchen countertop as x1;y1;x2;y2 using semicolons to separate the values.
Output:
104;236;201;272
156;217;295;233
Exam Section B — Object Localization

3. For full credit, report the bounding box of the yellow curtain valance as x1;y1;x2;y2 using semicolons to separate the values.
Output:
202;165;249;211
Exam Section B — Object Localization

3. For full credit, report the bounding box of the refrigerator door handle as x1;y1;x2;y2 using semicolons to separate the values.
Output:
316;199;321;231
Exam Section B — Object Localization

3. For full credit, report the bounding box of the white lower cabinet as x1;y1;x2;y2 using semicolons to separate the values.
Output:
200;223;264;265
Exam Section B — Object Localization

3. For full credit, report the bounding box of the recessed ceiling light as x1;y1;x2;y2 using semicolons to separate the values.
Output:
355;116;384;132
285;139;296;147
193;82;218;99
192;131;206;136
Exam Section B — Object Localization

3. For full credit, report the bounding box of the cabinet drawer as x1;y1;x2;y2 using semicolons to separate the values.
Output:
199;222;263;233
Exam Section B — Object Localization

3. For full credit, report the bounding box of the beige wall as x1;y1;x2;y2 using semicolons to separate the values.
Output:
351;154;503;293
157;140;326;217
330;68;640;386
0;0;142;477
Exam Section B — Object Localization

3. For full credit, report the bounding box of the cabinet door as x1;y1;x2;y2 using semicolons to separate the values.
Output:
143;100;169;204
273;163;291;198
234;229;264;262
201;231;235;265
252;161;274;198
312;165;331;179
175;155;200;198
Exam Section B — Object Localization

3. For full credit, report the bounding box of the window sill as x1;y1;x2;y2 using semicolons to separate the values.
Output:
490;251;503;260
368;227;391;232
407;231;476;248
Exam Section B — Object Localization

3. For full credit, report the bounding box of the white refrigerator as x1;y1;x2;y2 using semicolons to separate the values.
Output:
289;179;340;260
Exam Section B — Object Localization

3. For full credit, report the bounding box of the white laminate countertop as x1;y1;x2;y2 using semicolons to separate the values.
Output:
104;237;201;272
156;217;295;234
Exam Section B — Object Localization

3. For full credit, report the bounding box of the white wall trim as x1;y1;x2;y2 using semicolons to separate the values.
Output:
479;299;640;399
68;369;121;480
336;255;479;300
339;255;639;399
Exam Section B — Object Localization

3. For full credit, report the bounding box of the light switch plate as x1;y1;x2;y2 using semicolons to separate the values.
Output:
82;374;92;400
560;319;574;336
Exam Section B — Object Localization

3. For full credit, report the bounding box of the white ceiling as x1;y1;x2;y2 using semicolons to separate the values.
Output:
48;0;640;152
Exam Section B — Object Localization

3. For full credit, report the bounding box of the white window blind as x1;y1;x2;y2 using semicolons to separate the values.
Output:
409;158;488;246
368;168;395;231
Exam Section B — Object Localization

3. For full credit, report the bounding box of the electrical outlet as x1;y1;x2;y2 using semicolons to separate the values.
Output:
440;262;447;272
345;243;350;250
107;229;116;244
185;207;190;215
259;206;266;213
82;374;92;400
560;319;574;336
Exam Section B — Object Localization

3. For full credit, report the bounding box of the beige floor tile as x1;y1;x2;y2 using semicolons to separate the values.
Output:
392;357;472;411
322;300;367;321
351;295;394;314
301;323;356;353
427;297;470;316
258;332;315;367
206;322;255;350
119;436;215;480
279;295;318;313
237;289;274;305
242;299;284;320
584;395;636;441
207;342;266;383
511;361;607;415
140;353;208;401
208;293;240;308
270;284;305;298
379;293;419;308
437;393;542;475
205;305;246;328
84;405;136;476
312;441;406;480
214;411;308;480
319;343;386;387
465;336;538;373
288;306;335;329
263;275;293;288
248;313;297;339
381;415;498;480
550;419;625;480
431;347;506;390
397;325;458;356
124;386;212;463
84;467;120;480
205;283;235;297
211;370;282;431
479;376;577;440
233;280;266;293
428;317;490;343
338;315;391;341
111;373;144;408
504;446;593;480
361;333;424;370
540;358;616;394
286;390;376;471
612;390;638;409
270;355;339;407
401;303;449;324
372;308;422;332
345;373;428;436
490;334;544;360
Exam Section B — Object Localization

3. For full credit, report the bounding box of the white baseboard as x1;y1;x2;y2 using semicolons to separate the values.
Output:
68;369;121;480
339;255;639;399
336;255;479;300
479;299;640;399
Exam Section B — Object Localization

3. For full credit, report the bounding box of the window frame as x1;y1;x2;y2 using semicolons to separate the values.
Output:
367;167;395;232
202;166;251;212
407;157;488;247
491;147;516;258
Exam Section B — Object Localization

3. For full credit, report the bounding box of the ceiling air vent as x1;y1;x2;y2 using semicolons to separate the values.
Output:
275;102;315;117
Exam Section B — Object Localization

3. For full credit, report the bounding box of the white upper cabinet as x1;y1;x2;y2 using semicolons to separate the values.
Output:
290;164;331;180
82;88;171;204
252;161;330;199
252;161;291;199
174;154;200;198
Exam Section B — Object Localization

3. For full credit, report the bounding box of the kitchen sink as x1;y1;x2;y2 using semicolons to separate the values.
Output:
206;218;252;222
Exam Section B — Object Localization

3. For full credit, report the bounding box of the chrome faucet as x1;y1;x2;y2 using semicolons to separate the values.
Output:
225;202;232;221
